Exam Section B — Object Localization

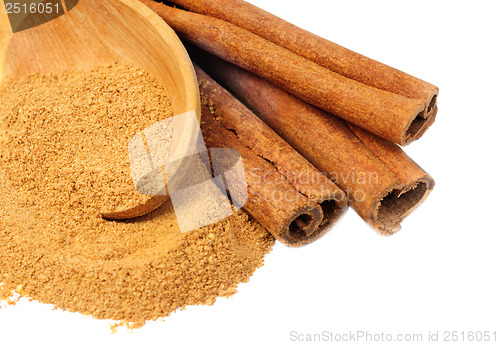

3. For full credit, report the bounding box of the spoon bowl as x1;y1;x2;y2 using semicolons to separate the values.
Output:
0;0;200;219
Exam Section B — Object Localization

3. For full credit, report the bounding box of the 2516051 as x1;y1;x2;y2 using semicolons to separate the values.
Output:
5;2;61;14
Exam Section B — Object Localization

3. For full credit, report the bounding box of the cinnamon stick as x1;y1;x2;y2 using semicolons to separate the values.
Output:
196;54;434;234
166;0;439;119
140;0;429;146
347;124;434;229
195;65;347;246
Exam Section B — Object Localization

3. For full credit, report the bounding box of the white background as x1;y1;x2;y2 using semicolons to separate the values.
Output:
1;1;499;344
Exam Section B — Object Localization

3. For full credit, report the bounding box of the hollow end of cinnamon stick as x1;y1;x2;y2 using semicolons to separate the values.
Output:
424;92;439;118
413;106;438;142
402;103;436;146
262;174;347;247
281;204;324;247
318;191;348;228
277;176;346;247
371;176;434;235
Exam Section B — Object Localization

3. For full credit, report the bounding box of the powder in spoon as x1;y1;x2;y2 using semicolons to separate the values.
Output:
0;65;274;328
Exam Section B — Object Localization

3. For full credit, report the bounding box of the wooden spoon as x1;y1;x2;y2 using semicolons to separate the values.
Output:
0;0;200;219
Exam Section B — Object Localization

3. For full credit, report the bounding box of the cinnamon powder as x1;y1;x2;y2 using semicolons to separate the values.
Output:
0;65;274;328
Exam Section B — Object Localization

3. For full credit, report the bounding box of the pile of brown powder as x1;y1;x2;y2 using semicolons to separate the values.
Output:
0;65;274;328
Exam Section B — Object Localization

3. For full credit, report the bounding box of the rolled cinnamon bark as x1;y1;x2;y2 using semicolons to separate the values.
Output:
196;55;434;234
346;124;435;230
140;0;429;146
165;0;439;119
195;66;347;246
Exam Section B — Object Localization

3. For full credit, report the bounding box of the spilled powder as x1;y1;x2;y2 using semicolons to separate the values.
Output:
0;65;274;328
